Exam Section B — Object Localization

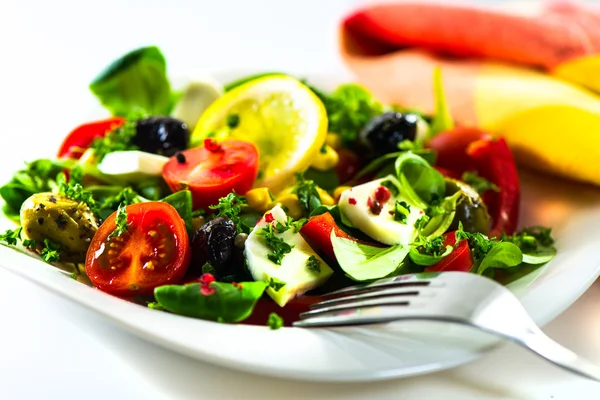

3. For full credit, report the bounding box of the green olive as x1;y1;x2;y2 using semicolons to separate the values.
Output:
445;179;491;235
20;192;100;263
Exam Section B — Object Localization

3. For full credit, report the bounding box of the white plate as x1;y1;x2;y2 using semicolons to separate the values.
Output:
2;71;600;382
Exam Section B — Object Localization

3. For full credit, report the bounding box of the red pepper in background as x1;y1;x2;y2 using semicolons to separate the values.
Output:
428;127;520;236
425;232;473;273
57;117;125;159
300;212;359;260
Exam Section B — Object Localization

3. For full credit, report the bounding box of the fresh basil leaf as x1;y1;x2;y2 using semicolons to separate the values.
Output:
477;242;523;275
303;168;339;191
522;246;557;265
355;152;402;180
154;281;267;323
409;245;453;266
429;67;454;137
89;46;173;116
161;191;193;236
395;152;446;207
331;232;410;281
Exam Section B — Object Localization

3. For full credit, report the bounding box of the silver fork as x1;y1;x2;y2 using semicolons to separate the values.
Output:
293;272;600;382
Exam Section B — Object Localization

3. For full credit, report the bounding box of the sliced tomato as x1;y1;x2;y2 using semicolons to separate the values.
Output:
58;117;125;159
162;139;259;210
301;212;366;260
425;232;473;273
85;202;190;297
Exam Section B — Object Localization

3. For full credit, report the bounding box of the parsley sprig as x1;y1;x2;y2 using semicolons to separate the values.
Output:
294;173;322;216
267;312;284;330
40;239;61;263
306;255;322;274
261;222;294;265
57;167;99;215
111;204;129;237
267;277;286;291
90;115;143;161
210;193;247;233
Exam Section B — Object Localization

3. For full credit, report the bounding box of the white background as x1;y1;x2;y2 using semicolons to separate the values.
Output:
1;0;600;399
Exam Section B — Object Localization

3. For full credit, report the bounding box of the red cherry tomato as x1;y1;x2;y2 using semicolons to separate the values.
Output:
425;232;473;273
85;202;190;297
162;140;259;210
58;117;125;159
427;127;489;173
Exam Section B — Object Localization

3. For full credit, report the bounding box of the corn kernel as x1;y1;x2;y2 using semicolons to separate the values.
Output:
325;133;342;150
271;194;303;220
310;145;339;171
317;188;335;206
246;187;273;212
333;186;352;202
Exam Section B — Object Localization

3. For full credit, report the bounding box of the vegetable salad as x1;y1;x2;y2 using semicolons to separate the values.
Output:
0;46;557;328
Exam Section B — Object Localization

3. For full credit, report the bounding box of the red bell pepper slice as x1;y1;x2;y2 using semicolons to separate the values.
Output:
428;127;520;236
425;232;473;272
300;212;360;260
58;117;125;159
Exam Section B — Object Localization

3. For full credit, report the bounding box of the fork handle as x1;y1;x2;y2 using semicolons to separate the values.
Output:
514;327;600;382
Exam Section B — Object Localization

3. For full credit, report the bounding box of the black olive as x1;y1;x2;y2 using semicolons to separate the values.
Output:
190;217;237;278
359;112;419;157
133;117;190;157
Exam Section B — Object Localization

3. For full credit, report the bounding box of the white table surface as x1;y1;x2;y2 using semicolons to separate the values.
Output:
1;0;600;398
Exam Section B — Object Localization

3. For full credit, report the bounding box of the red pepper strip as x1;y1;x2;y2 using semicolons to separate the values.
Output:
300;212;361;260
428;127;520;236
467;137;520;237
57;117;125;159
434;166;461;180
425;232;473;273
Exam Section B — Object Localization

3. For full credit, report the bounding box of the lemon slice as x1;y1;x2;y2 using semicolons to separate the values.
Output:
191;75;327;193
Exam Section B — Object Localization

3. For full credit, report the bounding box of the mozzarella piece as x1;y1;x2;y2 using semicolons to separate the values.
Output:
339;176;423;245
97;151;169;181
244;206;333;307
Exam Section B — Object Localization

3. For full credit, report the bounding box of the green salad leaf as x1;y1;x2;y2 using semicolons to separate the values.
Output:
477;242;523;275
154;281;268;323
90;46;173;116
395;152;446;208
331;232;410;281
293;173;322;216
429;67;454;137
160;190;193;236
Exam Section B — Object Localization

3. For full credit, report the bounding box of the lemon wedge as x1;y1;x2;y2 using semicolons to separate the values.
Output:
191;76;327;193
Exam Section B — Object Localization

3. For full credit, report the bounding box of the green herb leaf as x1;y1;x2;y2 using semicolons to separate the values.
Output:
477;242;523;275
210;193;248;233
41;239;61;263
393;200;411;224
89;116;143;162
260;223;294;265
294;173;322;216
111;204;129;237
502;226;556;265
429;67;454;137
267;312;284;330
58;171;100;215
90;46;173;116
306;255;322;274
331;232;410;281
154;281;268;323
319;83;383;146
0;227;22;246
395;152;446;207
161;190;193;236
409;244;453;266
461;171;500;195
302;168;339;191
266;277;286;292
147;301;165;311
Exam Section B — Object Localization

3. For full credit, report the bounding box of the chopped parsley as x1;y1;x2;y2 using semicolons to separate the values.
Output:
275;216;307;234
462;171;500;195
41;239;61;263
57;169;99;214
456;222;496;263
381;179;399;196
261;223;294;265
23;239;37;251
414;234;447;257
90;116;141;162
294;173;322;216
111;203;129;237
209;193;247;232
267;312;284;330
267;277;286;292
101;187;143;211
394;200;411;224
415;215;430;232
306;255;322;274
226;114;240;129
69;272;78;280
0;228;22;246
501;226;555;253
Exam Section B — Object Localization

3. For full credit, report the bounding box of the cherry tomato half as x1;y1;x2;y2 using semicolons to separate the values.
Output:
58;117;125;159
162;140;259;210
85;202;190;297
